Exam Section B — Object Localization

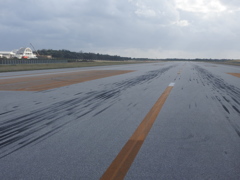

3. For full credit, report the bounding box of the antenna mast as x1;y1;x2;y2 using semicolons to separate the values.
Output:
30;43;40;56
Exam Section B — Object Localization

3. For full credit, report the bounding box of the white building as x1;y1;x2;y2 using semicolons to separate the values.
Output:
14;47;37;59
0;51;15;59
0;47;37;59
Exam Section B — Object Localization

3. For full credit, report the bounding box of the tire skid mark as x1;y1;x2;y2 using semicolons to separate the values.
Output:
195;65;240;136
232;97;240;105
0;66;173;158
232;106;240;114
0;110;15;116
222;105;230;114
226;117;240;137
195;66;240;114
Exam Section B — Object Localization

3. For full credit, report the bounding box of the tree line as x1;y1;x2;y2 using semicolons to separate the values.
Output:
37;49;132;61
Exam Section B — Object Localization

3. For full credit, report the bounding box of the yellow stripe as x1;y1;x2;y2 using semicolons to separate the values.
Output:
100;84;174;180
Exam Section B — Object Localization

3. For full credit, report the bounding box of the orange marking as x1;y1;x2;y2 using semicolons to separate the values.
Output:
0;70;134;91
177;69;182;74
100;85;174;180
227;73;240;78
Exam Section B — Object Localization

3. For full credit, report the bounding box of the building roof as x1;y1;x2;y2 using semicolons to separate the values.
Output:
0;51;14;55
16;47;32;54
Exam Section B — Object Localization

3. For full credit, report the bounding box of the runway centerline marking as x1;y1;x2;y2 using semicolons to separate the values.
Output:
100;83;175;180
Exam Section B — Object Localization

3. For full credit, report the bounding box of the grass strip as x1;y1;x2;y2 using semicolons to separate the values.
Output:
0;61;149;73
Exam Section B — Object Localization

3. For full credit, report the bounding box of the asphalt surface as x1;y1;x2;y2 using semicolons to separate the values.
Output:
0;62;239;179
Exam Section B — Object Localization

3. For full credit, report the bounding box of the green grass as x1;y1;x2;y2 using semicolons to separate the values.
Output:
0;61;149;73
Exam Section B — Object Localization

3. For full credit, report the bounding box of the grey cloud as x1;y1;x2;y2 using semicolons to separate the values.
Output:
220;0;240;7
1;0;240;58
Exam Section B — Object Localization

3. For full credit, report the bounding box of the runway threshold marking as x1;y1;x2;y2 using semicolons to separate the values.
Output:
100;83;175;180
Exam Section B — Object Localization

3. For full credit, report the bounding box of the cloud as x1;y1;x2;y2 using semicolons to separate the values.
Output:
220;0;240;10
0;0;240;58
175;0;227;14
135;8;157;18
172;20;189;26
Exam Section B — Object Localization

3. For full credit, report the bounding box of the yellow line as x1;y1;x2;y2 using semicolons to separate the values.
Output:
100;83;174;180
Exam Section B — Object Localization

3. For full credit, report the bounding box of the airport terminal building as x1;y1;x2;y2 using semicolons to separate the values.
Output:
0;47;37;59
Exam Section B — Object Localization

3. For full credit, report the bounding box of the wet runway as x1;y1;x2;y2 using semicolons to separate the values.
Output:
0;62;240;179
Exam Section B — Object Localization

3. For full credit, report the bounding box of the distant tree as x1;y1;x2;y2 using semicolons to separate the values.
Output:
37;49;132;61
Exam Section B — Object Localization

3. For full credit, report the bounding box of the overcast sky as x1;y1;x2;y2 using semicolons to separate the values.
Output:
1;0;240;58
